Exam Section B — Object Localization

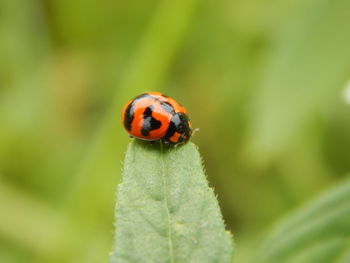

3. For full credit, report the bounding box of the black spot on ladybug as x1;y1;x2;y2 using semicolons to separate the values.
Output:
141;117;162;136
142;93;159;102
143;105;153;116
161;102;175;114
123;102;134;131
165;120;176;139
141;106;161;136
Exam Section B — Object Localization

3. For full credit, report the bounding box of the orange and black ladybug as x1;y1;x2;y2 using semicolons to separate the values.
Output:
122;92;192;145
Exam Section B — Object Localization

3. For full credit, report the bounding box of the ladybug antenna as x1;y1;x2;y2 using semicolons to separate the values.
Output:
192;128;200;137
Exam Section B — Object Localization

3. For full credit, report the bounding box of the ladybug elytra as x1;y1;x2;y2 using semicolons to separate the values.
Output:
122;92;192;145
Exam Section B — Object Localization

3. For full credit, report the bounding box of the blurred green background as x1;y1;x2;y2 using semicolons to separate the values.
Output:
1;0;350;262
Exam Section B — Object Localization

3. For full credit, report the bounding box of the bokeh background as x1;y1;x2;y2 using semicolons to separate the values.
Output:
1;0;350;262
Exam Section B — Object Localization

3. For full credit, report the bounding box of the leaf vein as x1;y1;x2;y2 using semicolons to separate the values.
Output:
160;142;175;263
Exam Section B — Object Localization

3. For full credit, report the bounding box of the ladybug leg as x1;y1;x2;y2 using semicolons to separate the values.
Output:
163;140;169;145
162;140;173;148
128;135;134;138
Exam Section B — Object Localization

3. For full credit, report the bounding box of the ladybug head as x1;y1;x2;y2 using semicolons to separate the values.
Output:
165;113;192;144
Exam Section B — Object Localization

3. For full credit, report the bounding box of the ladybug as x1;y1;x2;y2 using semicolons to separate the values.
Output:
122;92;192;145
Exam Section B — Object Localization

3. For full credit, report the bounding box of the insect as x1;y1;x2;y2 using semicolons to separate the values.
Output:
122;92;192;145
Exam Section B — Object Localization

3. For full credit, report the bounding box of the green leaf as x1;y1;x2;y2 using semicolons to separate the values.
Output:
110;140;233;263
257;178;350;263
